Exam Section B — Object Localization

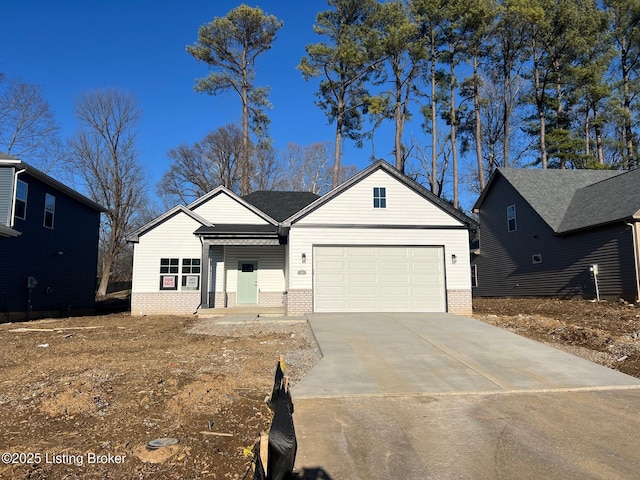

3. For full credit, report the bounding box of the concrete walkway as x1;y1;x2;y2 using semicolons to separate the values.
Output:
292;313;640;479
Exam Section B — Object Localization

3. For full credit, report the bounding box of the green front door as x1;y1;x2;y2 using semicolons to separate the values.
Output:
237;261;258;304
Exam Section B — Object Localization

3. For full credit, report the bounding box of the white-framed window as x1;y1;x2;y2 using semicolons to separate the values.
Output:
15;180;28;220
471;264;478;287
532;254;543;264
181;258;201;290
43;193;55;229
159;258;179;290
507;204;517;232
373;187;386;208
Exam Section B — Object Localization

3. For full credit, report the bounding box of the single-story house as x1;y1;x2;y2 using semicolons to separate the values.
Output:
472;167;640;301
127;160;477;316
0;152;104;321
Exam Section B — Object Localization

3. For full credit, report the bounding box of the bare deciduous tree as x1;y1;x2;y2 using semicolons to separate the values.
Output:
0;76;62;172
67;88;147;297
282;141;334;194
158;124;244;206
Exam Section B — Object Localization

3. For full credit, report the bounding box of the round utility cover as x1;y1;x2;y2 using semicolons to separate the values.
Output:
146;437;180;450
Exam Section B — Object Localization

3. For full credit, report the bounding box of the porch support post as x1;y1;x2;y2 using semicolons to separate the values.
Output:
201;240;210;308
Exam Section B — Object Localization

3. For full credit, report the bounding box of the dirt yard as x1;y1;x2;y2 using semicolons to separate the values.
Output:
0;314;320;479
1;298;639;479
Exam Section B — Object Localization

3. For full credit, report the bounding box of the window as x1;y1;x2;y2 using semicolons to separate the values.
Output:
532;254;543;264
471;264;478;288
373;187;386;208
507;204;517;232
181;258;201;290
160;258;179;290
44;194;55;229
15;180;27;220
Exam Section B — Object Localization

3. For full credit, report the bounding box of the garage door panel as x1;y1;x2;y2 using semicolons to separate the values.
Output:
314;246;445;312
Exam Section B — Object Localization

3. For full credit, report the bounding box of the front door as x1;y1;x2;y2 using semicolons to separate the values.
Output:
237;261;258;304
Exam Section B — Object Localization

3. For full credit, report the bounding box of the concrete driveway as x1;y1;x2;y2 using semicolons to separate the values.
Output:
291;313;640;479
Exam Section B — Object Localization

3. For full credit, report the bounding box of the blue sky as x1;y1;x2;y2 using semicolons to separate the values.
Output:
1;2;381;187
2;1;479;210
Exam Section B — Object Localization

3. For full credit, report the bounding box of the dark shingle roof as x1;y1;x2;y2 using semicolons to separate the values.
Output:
242;191;320;221
558;168;640;232
497;168;622;231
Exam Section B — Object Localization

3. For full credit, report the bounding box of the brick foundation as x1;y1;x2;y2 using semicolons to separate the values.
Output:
131;292;200;316
285;289;313;316
447;289;472;316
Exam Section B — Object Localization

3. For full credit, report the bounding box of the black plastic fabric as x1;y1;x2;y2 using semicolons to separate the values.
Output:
268;360;285;411
252;440;267;480
267;382;297;480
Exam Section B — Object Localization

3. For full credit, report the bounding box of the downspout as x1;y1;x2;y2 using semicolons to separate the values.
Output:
629;221;640;303
10;168;26;227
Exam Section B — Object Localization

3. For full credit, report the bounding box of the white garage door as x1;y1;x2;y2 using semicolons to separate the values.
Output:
314;246;445;312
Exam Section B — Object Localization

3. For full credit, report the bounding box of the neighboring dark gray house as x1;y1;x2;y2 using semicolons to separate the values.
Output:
1;153;105;321
472;167;640;302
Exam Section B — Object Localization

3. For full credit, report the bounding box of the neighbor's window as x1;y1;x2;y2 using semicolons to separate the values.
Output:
43;193;55;229
15;180;28;220
507;204;517;232
159;258;179;290
471;264;478;288
181;258;201;290
373;187;386;208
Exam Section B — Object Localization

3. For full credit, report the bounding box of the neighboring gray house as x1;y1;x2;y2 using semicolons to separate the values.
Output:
128;161;477;316
1;153;104;321
472;167;640;302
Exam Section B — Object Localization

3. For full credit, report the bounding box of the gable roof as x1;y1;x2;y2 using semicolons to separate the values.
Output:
0;154;106;212
474;167;633;233
558;167;640;233
285;160;478;228
242;191;320;221
126;205;212;243
187;186;279;225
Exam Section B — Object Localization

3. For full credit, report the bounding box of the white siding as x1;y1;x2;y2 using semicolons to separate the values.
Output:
288;227;471;292
191;191;269;224
297;169;462;226
223;246;285;293
131;211;203;292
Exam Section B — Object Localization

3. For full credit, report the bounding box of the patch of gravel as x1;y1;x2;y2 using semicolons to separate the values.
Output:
188;316;323;385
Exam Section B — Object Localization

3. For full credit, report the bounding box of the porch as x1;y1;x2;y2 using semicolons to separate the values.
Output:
196;224;287;311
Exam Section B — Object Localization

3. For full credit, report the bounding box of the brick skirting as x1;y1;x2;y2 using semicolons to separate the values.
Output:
131;292;200;316
285;289;313;316
447;289;472;316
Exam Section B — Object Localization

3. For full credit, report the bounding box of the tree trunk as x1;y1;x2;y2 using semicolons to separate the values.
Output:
473;54;485;191
449;57;458;209
431;41;438;193
594;104;604;165
241;81;250;195
333;112;343;189
395;72;404;172
533;48;548;169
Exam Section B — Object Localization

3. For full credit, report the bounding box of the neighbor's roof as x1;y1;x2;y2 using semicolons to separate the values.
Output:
242;191;320;222
474;167;636;233
558;167;640;233
0;154;106;212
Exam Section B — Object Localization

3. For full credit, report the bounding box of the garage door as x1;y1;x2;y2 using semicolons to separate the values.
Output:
313;246;445;312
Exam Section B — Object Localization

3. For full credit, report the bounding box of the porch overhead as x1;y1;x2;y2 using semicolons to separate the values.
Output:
194;224;283;245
